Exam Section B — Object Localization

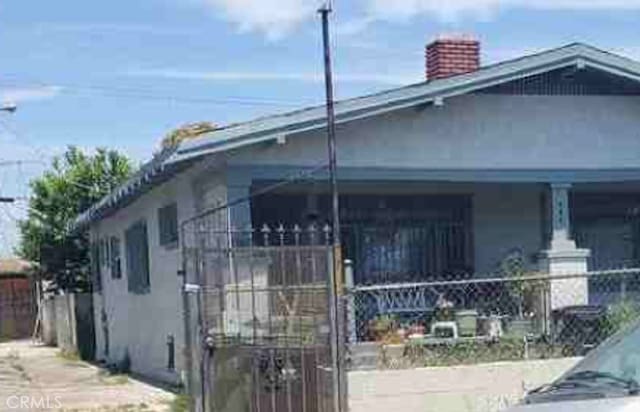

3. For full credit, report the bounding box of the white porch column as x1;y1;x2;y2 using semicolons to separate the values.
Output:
539;183;590;310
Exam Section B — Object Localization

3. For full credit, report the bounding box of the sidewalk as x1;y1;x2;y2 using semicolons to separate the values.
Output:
0;340;177;411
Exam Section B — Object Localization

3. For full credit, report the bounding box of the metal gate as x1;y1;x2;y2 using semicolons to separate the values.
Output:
182;216;341;412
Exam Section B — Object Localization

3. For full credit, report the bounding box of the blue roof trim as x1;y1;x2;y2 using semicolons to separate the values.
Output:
166;43;640;164
74;43;640;228
72;145;188;230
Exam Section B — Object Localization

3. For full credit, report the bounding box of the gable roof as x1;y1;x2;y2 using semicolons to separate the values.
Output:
168;43;640;164
74;42;640;229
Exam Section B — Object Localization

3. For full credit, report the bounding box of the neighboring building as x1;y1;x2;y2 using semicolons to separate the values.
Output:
75;39;640;383
0;258;35;339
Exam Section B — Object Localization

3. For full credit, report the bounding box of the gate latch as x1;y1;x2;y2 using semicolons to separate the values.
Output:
204;334;216;350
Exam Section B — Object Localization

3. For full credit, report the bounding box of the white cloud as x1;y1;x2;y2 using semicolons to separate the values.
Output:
366;0;640;22
196;0;640;38
336;16;377;37
36;23;195;37
127;68;414;85
199;0;321;40
0;86;62;105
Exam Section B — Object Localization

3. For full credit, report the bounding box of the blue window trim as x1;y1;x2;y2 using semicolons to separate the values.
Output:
125;219;151;294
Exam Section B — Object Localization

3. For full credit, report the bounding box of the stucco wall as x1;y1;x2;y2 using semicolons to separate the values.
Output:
91;161;226;384
473;185;544;274
87;92;640;383
349;357;580;412
230;94;640;170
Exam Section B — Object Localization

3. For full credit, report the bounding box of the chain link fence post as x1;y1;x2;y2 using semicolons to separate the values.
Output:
345;259;356;346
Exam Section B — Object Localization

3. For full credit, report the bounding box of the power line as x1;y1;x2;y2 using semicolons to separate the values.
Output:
0;75;321;108
0;196;28;203
0;119;54;162
0;160;46;167
181;163;329;227
1;203;21;222
6;202;37;222
0;203;22;257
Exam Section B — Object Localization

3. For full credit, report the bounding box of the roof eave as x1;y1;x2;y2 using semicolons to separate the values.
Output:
169;59;590;164
75;43;640;228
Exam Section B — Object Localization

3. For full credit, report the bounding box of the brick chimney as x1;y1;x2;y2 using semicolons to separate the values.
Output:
426;36;480;80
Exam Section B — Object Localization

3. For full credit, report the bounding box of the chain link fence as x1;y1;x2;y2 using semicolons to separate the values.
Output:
180;211;640;411
346;264;640;371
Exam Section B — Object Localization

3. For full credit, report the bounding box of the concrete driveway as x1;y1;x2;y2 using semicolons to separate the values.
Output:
0;341;176;411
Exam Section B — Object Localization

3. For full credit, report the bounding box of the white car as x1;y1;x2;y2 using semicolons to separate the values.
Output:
507;320;640;411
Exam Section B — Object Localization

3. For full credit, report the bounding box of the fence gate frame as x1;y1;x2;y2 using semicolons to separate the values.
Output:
181;216;347;412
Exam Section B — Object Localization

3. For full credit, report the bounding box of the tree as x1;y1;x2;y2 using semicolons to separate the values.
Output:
18;146;133;292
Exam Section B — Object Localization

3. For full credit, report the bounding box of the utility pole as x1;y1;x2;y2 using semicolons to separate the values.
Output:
320;4;340;250
319;3;347;411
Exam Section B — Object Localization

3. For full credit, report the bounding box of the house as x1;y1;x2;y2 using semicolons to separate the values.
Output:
0;258;36;339
75;38;640;383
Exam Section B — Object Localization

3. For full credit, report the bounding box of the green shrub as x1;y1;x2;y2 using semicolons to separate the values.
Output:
407;337;565;368
605;301;640;336
57;349;80;362
169;394;189;412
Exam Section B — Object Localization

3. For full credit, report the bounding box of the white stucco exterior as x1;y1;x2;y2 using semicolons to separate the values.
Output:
87;91;640;383
90;160;227;384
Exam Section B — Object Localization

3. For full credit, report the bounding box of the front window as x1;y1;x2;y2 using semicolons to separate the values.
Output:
91;241;102;292
158;202;179;248
110;236;122;279
125;220;150;294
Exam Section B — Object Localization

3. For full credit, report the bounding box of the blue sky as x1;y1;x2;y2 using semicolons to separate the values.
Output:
1;0;640;255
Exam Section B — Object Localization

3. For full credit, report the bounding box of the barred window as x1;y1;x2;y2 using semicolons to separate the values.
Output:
125;220;150;294
158;203;178;248
101;238;109;267
90;242;102;293
110;236;122;279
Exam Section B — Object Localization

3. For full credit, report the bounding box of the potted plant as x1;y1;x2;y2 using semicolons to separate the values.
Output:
368;315;397;342
501;249;538;337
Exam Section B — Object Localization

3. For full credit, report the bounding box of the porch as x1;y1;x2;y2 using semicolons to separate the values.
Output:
248;180;640;343
251;181;640;272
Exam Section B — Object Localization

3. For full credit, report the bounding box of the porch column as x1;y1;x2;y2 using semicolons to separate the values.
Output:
539;183;590;310
226;170;253;232
226;185;252;231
